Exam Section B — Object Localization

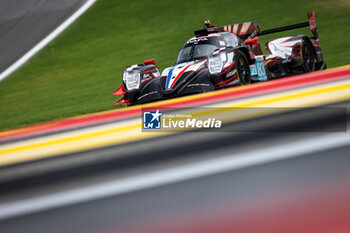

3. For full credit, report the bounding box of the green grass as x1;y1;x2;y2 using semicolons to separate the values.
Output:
0;0;349;131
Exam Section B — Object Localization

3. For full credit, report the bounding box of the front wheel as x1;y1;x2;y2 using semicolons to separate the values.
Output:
235;51;251;85
300;39;316;72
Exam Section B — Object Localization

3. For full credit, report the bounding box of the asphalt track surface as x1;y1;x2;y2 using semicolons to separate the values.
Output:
0;0;87;73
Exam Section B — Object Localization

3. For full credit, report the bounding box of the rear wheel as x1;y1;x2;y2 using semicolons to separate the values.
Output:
235;51;251;85
300;39;316;72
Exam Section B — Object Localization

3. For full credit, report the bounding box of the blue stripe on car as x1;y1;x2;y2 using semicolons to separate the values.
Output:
166;67;175;89
165;62;194;89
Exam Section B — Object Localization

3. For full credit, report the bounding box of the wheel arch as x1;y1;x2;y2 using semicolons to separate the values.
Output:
299;35;317;59
238;47;253;65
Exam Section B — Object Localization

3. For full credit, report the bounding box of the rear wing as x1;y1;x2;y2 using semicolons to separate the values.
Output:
254;11;318;39
195;11;318;40
221;11;319;55
194;12;319;55
238;11;318;41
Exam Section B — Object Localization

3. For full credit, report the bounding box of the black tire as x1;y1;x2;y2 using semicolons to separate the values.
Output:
300;39;316;72
235;51;251;85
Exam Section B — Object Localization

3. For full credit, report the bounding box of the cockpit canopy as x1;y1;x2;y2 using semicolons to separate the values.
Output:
175;33;243;65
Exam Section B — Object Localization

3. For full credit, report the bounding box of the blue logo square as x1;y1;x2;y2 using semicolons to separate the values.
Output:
143;110;162;129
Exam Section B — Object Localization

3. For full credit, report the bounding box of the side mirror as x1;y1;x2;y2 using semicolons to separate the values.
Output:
245;38;259;45
144;59;156;65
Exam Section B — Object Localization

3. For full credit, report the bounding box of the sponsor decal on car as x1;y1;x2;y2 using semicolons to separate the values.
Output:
226;69;236;78
250;55;267;81
187;83;210;87
187;37;208;44
137;91;158;100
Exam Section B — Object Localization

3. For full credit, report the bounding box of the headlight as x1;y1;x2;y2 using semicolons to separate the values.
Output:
123;70;141;90
208;51;227;74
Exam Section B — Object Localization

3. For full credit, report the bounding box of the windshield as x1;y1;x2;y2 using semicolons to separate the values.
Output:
176;37;220;64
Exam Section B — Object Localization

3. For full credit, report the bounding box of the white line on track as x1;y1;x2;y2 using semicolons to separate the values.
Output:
0;132;350;220
0;0;98;82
